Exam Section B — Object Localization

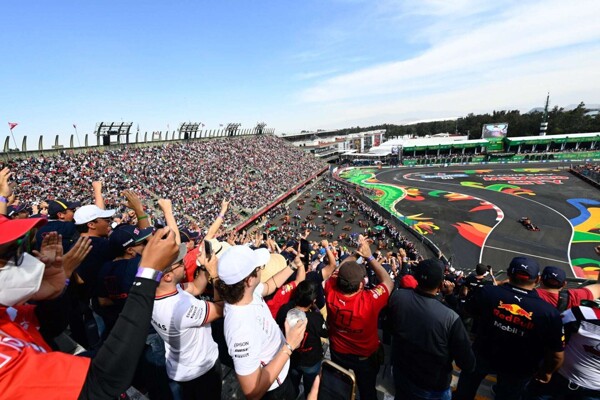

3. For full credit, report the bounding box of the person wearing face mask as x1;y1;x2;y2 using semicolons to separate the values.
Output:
323;234;394;400
0;215;181;399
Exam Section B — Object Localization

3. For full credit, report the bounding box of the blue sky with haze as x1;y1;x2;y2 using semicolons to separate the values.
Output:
2;0;599;146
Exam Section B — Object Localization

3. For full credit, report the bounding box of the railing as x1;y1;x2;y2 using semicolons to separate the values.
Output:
234;166;329;232
331;167;447;264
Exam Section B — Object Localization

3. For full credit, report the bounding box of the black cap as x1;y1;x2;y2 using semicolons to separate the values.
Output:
47;199;81;217
413;258;445;289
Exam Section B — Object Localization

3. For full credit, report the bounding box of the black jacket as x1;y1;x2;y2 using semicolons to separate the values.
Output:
389;288;475;391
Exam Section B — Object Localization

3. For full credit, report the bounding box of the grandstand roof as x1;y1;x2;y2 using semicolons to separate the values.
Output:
507;131;600;145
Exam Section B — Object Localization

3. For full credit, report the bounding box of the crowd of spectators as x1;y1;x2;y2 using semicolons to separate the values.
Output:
0;136;599;400
3;135;325;228
571;162;600;185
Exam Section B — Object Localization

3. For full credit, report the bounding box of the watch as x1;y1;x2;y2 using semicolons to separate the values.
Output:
288;262;298;271
136;267;164;282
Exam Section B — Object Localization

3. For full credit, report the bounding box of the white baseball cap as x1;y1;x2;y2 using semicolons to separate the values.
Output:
218;245;270;285
74;205;116;225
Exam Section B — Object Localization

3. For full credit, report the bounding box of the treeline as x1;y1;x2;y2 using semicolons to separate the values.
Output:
334;102;600;140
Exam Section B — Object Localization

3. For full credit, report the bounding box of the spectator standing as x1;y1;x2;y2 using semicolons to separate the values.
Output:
276;280;328;396
388;258;475;400
152;244;224;400
536;266;600;310
324;234;394;400
216;245;306;400
35;198;81;251
526;301;600;399
0;214;179;399
454;257;565;400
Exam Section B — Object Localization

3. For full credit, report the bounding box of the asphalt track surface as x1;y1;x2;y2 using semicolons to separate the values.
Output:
372;162;599;278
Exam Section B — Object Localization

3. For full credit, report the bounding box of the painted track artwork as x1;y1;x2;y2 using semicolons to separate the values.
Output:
339;163;599;278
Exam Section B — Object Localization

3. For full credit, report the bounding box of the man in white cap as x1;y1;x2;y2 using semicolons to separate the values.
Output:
215;245;307;400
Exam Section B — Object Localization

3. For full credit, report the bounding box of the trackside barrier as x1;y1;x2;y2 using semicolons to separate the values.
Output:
332;167;448;265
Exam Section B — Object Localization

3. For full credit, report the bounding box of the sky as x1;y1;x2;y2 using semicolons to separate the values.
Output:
2;0;600;148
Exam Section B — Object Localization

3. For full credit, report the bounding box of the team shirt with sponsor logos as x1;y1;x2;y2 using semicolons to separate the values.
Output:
266;281;297;319
536;287;594;309
467;283;565;376
151;287;218;382
0;306;90;399
560;305;600;390
324;273;390;357
224;283;289;391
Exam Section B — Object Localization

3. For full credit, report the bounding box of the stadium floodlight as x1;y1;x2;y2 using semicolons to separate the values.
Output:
255;122;267;135
225;123;241;137
179;122;202;140
95;122;133;145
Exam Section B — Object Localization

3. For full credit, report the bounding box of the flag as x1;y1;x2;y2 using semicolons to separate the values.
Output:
8;122;17;130
73;124;77;129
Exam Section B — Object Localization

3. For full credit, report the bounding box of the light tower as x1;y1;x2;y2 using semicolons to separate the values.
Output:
540;93;550;136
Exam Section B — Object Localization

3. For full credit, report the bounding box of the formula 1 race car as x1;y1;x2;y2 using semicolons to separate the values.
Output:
519;217;540;231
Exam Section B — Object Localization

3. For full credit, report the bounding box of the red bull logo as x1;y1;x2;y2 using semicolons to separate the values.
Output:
493;301;535;331
497;301;533;320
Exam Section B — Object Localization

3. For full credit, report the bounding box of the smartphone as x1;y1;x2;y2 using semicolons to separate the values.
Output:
263;232;268;241
318;360;356;400
204;240;213;261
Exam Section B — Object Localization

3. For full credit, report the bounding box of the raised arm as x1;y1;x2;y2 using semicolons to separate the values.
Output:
123;190;150;229
205;199;230;240
262;244;303;297
92;181;105;209
157;198;181;245
320;240;337;281
0;167;13;216
357;234;394;294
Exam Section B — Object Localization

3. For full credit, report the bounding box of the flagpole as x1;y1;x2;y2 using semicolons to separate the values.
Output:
73;125;81;147
7;125;18;151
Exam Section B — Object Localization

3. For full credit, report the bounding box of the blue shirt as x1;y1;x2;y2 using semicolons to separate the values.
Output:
468;283;565;376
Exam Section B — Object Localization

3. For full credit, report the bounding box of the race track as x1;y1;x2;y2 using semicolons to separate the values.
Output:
340;162;600;278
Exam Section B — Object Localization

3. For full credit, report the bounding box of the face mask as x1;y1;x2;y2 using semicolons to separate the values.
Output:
0;253;45;307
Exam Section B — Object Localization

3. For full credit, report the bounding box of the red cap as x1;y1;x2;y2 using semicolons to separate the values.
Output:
399;275;418;289
0;215;47;244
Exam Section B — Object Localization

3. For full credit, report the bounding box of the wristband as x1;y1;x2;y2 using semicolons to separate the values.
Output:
366;255;375;263
137;214;148;221
136;267;163;282
217;214;225;220
0;196;7;203
282;341;294;355
288;262;298;271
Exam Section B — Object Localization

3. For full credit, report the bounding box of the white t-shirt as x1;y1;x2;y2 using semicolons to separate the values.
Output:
151;286;218;382
224;283;289;391
560;308;600;390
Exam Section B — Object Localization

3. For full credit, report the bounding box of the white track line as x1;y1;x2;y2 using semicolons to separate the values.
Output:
386;167;576;273
484;245;571;265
